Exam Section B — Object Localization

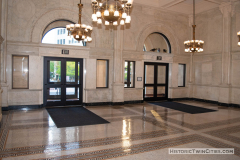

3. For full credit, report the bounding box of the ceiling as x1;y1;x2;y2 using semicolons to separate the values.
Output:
133;0;235;15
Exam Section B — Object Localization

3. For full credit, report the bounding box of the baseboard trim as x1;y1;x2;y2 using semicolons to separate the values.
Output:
2;104;43;111
168;98;240;108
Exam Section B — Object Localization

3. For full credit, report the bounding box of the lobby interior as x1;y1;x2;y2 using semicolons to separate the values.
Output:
0;0;240;159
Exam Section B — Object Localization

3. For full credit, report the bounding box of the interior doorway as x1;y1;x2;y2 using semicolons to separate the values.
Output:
144;62;169;101
43;57;83;106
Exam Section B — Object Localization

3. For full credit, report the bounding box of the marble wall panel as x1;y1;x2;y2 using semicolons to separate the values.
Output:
8;90;41;105
232;59;240;86
169;88;189;99
231;2;240;52
124;88;143;101
196;8;223;54
29;56;42;90
86;89;112;103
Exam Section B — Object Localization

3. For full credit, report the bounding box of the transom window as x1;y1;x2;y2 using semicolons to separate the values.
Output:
143;32;171;53
42;28;86;46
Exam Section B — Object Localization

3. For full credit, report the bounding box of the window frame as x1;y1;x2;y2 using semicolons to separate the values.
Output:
178;64;186;87
124;61;135;88
12;55;29;89
96;59;109;88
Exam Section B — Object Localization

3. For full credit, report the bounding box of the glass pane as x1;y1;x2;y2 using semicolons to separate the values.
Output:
78;62;80;84
12;56;29;89
49;61;61;82
178;64;185;86
66;87;79;101
42;28;84;46
129;62;134;87
145;65;154;84
144;87;154;98
143;33;169;53
157;86;165;97
66;61;76;83
97;60;108;88
124;62;128;87
157;66;166;84
47;88;61;102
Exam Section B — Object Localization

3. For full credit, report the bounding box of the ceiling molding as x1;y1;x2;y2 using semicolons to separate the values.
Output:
162;0;186;8
205;0;221;5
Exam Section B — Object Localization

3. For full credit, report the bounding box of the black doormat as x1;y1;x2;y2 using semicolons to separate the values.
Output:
46;106;110;128
149;102;217;114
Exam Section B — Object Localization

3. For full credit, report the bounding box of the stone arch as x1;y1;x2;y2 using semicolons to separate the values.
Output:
28;9;96;47
136;22;180;54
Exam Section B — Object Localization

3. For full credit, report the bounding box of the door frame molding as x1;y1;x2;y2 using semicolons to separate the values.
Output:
43;57;83;106
143;62;169;101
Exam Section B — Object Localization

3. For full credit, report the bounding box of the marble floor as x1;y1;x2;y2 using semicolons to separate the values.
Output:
0;101;240;160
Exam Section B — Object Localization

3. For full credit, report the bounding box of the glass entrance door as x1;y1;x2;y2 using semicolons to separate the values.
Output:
144;62;168;101
44;57;83;106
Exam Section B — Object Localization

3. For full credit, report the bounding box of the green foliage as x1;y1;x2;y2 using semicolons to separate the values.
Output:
66;61;75;80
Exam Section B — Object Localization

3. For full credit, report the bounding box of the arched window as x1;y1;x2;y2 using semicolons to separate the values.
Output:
41;20;86;46
143;32;171;53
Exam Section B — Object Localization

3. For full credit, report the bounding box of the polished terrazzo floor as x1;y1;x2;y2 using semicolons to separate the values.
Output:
1;101;240;159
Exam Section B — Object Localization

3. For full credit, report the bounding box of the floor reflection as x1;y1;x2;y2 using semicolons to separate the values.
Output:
122;119;132;152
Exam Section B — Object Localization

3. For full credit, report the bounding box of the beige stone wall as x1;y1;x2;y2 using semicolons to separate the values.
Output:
0;0;2;120
1;0;196;106
190;1;240;105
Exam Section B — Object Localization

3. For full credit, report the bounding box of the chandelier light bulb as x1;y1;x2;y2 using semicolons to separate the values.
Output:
93;17;98;22
113;21;118;25
120;19;125;25
97;18;102;24
66;25;70;29
105;21;110;25
104;10;109;16
92;14;97;20
125;16;131;23
127;0;133;4
99;3;103;7
114;10;119;17
122;12;127;18
76;35;79;39
70;24;74;28
125;18;130;23
82;35;85;39
81;24;86;28
96;11;101;17
75;24;80;28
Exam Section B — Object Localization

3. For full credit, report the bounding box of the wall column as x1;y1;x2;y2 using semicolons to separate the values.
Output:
0;0;3;121
218;2;234;104
112;27;124;103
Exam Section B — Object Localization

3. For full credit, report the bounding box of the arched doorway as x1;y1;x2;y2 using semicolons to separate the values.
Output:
143;33;171;101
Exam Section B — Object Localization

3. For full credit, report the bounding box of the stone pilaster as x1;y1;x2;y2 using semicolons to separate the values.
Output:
219;2;234;85
112;28;124;103
218;2;234;104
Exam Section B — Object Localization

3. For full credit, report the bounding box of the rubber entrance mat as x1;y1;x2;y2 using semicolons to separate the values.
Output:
149;102;217;114
46;106;109;128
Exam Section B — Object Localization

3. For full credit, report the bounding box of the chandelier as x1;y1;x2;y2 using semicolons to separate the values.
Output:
66;0;93;42
238;31;240;46
91;0;133;26
184;0;204;53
